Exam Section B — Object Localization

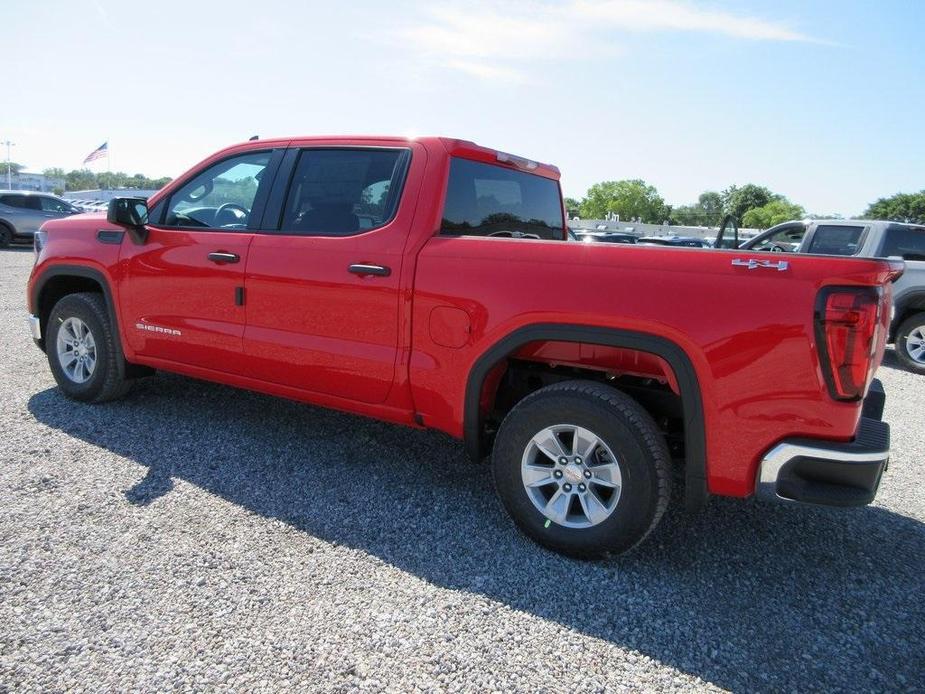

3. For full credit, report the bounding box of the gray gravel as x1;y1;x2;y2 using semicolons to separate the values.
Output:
1;246;923;692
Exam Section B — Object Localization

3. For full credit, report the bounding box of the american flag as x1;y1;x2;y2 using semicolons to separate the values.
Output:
83;142;108;164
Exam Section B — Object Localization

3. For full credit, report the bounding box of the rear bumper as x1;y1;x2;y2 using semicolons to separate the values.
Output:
755;379;889;507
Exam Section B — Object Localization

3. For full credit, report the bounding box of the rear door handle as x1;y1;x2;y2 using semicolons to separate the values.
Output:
208;251;240;264
348;263;391;277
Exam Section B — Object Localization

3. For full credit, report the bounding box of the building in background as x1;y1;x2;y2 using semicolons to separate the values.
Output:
3;171;66;193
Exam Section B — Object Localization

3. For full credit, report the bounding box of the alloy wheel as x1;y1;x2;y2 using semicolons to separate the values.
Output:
521;424;623;529
906;325;925;364
56;317;97;384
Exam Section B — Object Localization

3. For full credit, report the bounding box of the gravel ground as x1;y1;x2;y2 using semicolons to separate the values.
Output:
1;246;923;692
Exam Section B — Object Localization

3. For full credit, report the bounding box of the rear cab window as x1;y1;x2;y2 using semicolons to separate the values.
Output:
805;224;866;256
440;158;564;240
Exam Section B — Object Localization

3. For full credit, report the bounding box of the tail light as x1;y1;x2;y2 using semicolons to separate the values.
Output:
815;287;883;401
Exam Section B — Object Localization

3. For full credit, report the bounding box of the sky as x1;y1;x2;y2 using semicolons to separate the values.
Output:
4;0;924;216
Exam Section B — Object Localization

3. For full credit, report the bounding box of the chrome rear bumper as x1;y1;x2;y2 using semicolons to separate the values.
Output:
755;381;890;507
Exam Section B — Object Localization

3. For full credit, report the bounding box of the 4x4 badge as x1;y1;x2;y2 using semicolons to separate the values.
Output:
732;258;790;271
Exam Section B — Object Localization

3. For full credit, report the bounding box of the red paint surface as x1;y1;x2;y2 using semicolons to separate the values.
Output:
29;136;899;499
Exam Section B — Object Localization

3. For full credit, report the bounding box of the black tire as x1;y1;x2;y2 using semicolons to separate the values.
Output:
46;292;133;402
491;380;671;558
895;311;925;375
0;223;11;248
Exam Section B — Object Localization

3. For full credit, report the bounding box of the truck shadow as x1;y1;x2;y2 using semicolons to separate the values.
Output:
28;375;924;691
879;346;916;374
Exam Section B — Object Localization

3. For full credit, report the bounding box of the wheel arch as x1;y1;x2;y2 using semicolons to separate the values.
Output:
464;323;708;508
891;290;925;341
32;265;121;353
0;218;15;241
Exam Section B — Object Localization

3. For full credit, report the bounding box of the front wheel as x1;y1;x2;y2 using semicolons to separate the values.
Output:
0;223;11;248
46;292;133;402
491;380;671;558
895;312;925;375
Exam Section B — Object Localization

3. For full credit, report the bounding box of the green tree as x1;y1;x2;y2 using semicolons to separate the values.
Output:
65;169;98;191
43;167;66;179
670;204;702;226
667;191;724;226
864;191;925;224
722;184;780;222
698;191;723;226
564;197;582;218
60;168;171;192
579;179;670;223
741;198;805;229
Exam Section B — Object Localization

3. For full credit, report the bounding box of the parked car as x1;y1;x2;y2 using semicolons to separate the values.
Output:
573;231;638;244
28;135;900;557
741;219;925;374
637;235;710;247
0;192;81;247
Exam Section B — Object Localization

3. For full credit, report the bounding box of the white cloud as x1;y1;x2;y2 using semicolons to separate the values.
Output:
444;59;531;83
402;0;818;83
573;0;814;42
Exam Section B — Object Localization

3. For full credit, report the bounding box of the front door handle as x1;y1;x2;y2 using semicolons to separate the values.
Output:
348;263;391;277
208;251;240;264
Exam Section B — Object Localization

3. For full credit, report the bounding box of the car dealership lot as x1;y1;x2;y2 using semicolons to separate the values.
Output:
1;248;922;692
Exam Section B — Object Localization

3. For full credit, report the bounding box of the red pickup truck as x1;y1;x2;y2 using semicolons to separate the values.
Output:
27;136;901;557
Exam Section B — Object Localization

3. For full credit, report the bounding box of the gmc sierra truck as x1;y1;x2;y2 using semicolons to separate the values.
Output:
27;136;902;557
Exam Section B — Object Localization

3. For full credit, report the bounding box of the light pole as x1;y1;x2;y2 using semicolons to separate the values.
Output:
2;140;14;190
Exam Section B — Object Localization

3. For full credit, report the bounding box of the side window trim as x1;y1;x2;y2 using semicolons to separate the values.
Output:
260;146;412;236
153;148;284;232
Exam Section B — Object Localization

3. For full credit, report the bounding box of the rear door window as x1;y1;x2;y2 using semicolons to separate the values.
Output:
805;225;866;256
879;226;925;261
441;158;564;240
0;195;24;208
279;148;410;235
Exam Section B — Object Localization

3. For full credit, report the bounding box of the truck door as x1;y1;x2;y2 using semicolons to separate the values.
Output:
120;148;282;372
242;143;423;404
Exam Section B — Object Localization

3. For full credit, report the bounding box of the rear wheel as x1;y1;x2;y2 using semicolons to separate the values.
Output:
491;380;671;558
895;312;925;375
0;223;11;248
47;292;133;402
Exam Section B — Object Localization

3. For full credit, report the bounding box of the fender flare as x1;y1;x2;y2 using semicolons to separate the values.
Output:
464;323;708;509
893;289;925;325
31;264;123;354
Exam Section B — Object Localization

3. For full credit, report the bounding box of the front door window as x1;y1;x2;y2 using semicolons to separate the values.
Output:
164;151;271;229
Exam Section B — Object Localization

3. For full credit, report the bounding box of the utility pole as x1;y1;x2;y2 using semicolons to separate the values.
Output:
2;140;14;190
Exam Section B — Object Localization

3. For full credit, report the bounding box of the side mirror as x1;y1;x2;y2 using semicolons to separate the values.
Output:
107;197;148;227
107;197;148;242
